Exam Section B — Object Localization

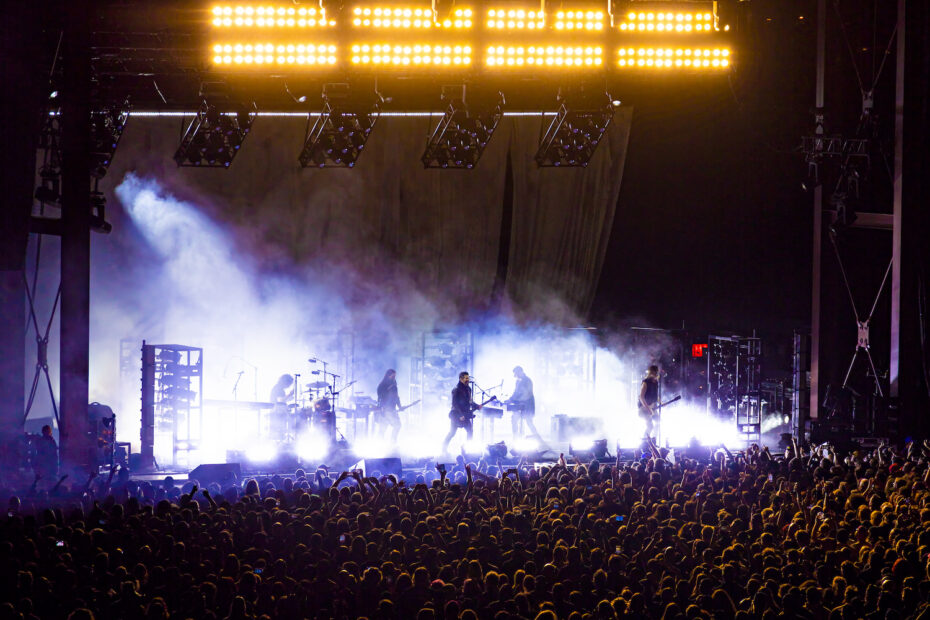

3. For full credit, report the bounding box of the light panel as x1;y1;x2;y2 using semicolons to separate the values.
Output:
212;43;339;65
210;5;335;27
350;43;472;66
486;45;603;68
486;8;545;30
618;10;715;33
553;10;605;31
350;6;473;28
615;47;730;68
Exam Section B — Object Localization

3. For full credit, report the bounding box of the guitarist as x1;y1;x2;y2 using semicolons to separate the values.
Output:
639;365;661;440
376;369;403;443
442;371;482;453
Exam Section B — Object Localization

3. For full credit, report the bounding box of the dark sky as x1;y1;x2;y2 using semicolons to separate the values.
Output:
590;1;819;377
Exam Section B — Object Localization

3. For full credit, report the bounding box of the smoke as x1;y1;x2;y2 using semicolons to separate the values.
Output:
83;172;736;466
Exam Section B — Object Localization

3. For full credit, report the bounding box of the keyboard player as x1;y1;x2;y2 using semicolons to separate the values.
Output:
505;366;546;445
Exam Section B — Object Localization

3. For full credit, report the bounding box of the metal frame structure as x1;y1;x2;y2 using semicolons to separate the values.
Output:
806;0;902;439
140;342;204;471
707;334;762;444
421;87;506;169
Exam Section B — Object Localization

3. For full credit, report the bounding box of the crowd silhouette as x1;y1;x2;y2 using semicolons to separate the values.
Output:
2;437;930;619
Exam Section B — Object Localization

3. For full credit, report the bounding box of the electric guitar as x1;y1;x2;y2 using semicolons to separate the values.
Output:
450;396;499;425
640;395;681;418
376;399;421;416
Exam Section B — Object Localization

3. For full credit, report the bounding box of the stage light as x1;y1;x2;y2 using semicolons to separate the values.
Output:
485;45;603;68
486;7;544;29
553;8;604;31
350;43;471;66
569;436;608;459
87;100;131;179
298;83;382;168
617;7;716;32
421;87;505;169
351;5;435;27
173;87;256;168
245;441;278;463
297;433;331;462
511;437;540;456
211;4;334;27
534;87;615;167
212;43;338;66
615;47;730;69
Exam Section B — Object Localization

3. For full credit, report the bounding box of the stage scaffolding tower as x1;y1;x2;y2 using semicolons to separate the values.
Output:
411;331;474;425
140;342;203;471
708;335;763;445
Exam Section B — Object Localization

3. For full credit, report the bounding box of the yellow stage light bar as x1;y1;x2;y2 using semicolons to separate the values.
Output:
485;45;603;68
349;43;472;66
350;6;472;28
486;8;545;30
553;10;605;32
615;47;730;68
211;43;339;65
618;9;715;33
211;5;336;27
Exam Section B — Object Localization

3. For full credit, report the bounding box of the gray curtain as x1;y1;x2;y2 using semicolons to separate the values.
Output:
504;107;633;320
103;110;629;321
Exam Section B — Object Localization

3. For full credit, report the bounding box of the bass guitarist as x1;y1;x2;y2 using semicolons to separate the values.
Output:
442;371;482;453
638;365;661;440
376;369;403;444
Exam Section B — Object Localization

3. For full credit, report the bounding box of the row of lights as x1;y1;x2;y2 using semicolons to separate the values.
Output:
618;22;713;32
486;8;545;29
349;43;472;65
213;53;339;65
553;10;605;30
616;47;730;68
624;11;714;22
210;44;731;67
486;45;603;67
209;5;720;32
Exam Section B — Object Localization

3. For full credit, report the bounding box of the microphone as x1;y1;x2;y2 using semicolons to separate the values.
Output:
312;370;321;375
236;371;245;376
308;358;318;363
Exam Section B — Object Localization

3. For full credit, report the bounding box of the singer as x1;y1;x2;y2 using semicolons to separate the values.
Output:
442;371;481;454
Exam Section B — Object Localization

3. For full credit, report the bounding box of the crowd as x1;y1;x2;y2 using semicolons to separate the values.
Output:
2;437;930;619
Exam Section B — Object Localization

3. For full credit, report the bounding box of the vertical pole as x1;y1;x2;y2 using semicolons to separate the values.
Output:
809;0;827;424
889;0;905;398
0;1;41;450
59;0;94;472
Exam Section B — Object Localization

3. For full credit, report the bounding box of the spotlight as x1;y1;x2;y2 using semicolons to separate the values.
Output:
535;87;615;167
89;99;131;179
298;83;382;168
245;442;278;463
486;441;508;460
174;85;256;168
421;86;505;169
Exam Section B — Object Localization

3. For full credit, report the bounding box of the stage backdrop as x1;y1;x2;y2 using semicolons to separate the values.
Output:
101;110;632;322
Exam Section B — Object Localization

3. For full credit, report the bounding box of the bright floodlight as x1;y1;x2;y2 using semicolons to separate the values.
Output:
297;433;330;463
353;436;392;458
245;442;278;463
512;438;539;454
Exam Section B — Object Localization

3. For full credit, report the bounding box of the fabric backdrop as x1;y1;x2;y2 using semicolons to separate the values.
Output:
102;110;631;322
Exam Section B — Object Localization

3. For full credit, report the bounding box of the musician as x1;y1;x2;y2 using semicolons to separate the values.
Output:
376;369;402;443
638;365;660;439
442;371;481;453
507;366;546;444
269;374;295;439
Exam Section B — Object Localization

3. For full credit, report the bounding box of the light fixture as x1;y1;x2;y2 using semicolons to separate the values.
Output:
298;83;382;168
174;83;257;168
421;86;505;169
535;87;615;167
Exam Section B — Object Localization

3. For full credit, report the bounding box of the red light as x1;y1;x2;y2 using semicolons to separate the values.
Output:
692;343;708;358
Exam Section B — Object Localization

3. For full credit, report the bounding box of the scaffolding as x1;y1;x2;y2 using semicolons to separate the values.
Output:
140;342;203;471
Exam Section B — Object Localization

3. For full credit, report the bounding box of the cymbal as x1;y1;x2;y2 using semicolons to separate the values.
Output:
306;381;329;389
